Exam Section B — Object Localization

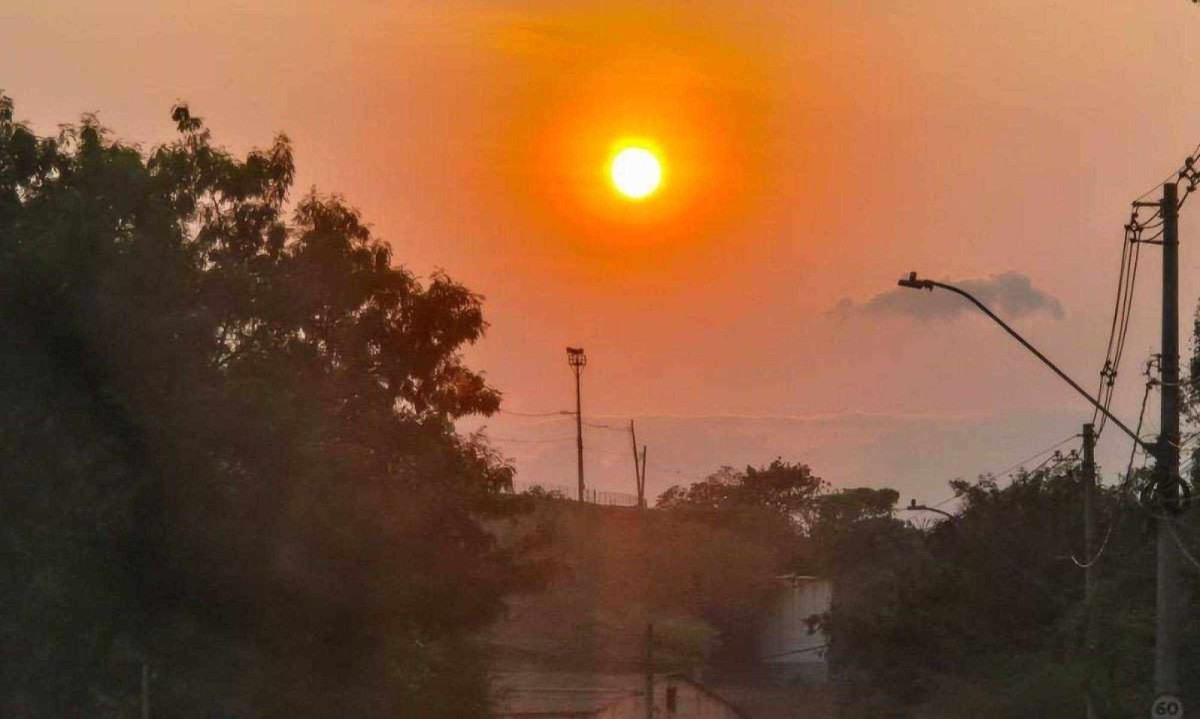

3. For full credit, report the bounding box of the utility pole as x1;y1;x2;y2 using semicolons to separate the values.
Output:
567;348;587;502
639;446;647;509
629;420;648;508
630;420;642;506
141;659;150;719
1081;422;1097;719
644;622;655;719
1155;182;1185;709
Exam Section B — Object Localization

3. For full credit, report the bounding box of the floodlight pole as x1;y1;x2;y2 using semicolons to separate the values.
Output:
567;347;587;502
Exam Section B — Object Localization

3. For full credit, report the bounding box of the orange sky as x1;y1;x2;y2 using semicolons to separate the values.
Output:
7;0;1200;499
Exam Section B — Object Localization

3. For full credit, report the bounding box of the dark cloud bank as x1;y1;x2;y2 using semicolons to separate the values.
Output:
833;272;1065;322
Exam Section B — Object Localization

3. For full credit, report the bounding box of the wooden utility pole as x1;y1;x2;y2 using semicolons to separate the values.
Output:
630;420;642;506
1155;182;1184;708
1081;423;1097;719
629;420;648;508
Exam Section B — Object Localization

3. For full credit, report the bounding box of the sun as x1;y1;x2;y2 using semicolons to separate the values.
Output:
610;146;663;200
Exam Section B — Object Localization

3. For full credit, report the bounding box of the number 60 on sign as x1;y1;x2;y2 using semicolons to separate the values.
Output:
1153;695;1183;718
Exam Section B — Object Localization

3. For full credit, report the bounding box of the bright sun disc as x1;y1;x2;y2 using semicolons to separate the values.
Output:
610;147;662;200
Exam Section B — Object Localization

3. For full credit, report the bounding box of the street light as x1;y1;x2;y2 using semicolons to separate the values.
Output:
896;272;1154;457
899;269;1182;715
906;498;955;520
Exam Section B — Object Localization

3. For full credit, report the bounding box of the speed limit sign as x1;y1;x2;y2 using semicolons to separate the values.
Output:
1152;694;1183;718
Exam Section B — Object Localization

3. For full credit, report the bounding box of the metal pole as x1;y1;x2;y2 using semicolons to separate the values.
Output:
898;274;1153;454
1082;422;1097;719
141;660;150;719
1156;182;1183;703
575;366;584;503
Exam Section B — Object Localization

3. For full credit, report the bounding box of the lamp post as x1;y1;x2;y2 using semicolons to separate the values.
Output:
897;269;1182;714
896;272;1153;455
567;347;587;502
905;498;955;520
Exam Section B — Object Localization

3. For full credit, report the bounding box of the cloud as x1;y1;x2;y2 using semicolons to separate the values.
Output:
832;272;1065;322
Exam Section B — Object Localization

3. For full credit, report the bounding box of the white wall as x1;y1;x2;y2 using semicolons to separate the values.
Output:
758;576;831;682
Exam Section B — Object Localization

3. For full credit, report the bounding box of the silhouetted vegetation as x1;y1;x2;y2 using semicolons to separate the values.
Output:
0;95;536;717
827;463;1200;718
652;451;1200;717
655;461;903;665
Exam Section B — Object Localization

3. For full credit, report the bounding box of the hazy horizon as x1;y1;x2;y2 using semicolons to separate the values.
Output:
7;0;1200;501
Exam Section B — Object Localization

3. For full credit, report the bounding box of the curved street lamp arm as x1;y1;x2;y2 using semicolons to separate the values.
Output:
898;274;1155;456
906;501;955;520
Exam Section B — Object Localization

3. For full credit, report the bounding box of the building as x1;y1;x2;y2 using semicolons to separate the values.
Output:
492;671;747;718
757;575;831;683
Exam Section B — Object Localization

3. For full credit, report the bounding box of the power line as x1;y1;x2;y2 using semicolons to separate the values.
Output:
583;421;627;432
1094;213;1145;439
1097;145;1200;444
1133;139;1200;202
1164;516;1200;574
487;435;575;444
1070;518;1115;569
917;434;1081;509
987;434;1082;482
1072;367;1160;571
498;409;573;417
1120;369;1158;494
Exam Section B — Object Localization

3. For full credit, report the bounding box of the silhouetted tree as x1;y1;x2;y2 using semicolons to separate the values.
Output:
657;459;825;532
0;95;528;718
824;462;1187;719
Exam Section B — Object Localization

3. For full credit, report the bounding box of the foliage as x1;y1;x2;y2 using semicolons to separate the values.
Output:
824;459;1200;718
0;96;527;717
655;461;909;669
657;459;825;519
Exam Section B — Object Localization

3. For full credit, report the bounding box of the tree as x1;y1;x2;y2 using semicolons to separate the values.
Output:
0;96;528;717
823;461;1185;719
657;459;825;527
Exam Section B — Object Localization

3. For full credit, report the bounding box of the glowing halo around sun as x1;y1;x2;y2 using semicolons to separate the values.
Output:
609;146;663;200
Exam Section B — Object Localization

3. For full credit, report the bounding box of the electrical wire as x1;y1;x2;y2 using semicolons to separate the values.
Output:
1120;374;1157;493
1097;144;1200;440
1133;139;1200;202
1061;374;1149;570
1164;516;1200;573
582;421;627;432
486;435;575;444
919;433;1082;509
986;434;1082;483
1075;372;1159;570
1093;220;1141;439
1070;519;1115;569
1090;141;1200;440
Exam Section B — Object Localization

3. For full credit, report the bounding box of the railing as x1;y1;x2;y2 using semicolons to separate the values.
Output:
508;481;639;507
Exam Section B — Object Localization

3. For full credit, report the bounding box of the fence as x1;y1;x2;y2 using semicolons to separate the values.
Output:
509;481;639;507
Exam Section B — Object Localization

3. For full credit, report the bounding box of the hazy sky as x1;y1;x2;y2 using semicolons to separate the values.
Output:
7;0;1200;501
